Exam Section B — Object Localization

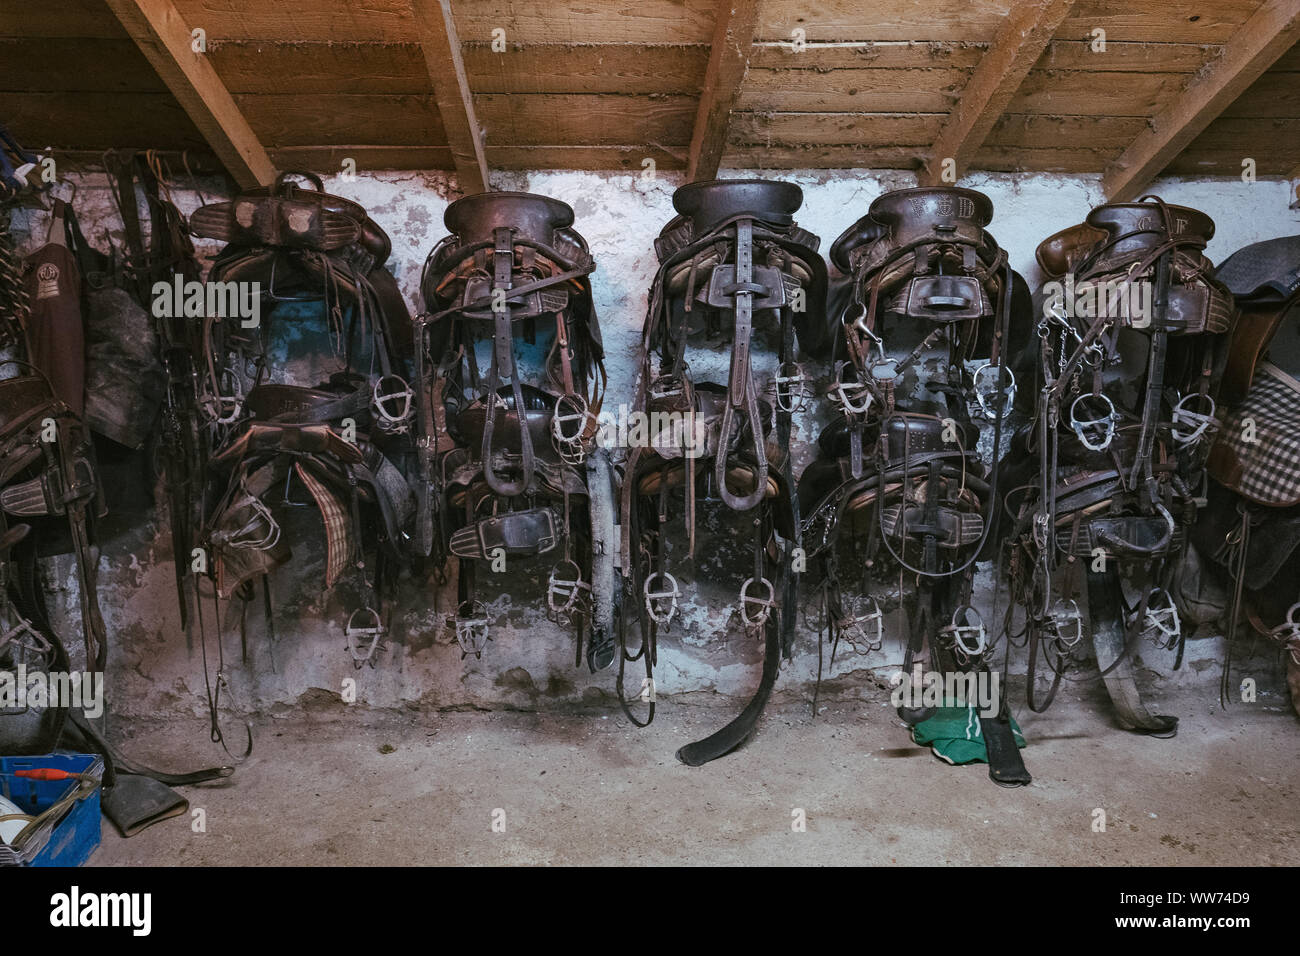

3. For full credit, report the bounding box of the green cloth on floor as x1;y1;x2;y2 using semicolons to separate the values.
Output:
910;704;1026;766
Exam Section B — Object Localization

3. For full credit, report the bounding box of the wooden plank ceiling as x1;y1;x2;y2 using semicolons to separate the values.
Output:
0;0;1297;197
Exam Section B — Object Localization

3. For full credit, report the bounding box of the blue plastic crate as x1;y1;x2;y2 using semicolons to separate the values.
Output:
0;753;103;867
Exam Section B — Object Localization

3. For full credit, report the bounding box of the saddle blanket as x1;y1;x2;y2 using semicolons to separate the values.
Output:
911;703;1026;766
1219;363;1300;506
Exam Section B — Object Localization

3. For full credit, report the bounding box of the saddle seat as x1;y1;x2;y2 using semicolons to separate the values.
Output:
830;186;996;274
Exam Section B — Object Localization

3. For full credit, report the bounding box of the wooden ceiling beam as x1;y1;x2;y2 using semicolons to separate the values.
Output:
1102;0;1300;201
686;0;760;182
921;0;1076;186
410;0;489;194
103;0;275;188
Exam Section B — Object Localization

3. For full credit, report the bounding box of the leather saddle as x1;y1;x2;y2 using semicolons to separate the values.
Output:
1214;235;1300;404
191;171;391;273
1036;200;1232;335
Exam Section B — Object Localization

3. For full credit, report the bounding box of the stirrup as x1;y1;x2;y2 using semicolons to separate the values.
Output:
1041;598;1083;649
371;374;415;434
738;576;775;630
0;615;52;660
773;362;809;413
345;606;386;668
941;605;987;660
201;385;244;426
1134;588;1180;649
1270;603;1300;666
643;571;680;626
972;363;1015;421
1069;392;1117;451
551;394;595;466
215;494;282;552
453;600;490;659
1170;392;1217;446
546;558;590;626
828;361;872;416
835;594;883;653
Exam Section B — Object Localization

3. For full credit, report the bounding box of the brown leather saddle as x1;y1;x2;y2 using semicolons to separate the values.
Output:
415;191;614;672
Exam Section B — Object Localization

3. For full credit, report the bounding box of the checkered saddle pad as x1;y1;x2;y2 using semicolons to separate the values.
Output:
1212;364;1300;506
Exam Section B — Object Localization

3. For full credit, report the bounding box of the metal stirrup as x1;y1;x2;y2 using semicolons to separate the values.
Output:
454;600;490;659
345;606;385;668
551;393;594;466
546;558;590;624
835;594;883;652
739;576;775;630
773;362;809;413
1270;603;1300;666
1137;588;1181;648
643;571;680;625
941;605;987;658
829;361;872;416
371;374;415;433
1170;392;1217;446
1069;392;1118;451
1042;598;1083;649
973;363;1015;421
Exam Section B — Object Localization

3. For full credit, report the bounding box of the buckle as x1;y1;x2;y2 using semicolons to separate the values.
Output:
972;363;1015;421
738;576;775;630
551;393;595;466
1170;392;1217;446
546;558;590;626
1134;588;1180;649
345;606;386;668
371;374;414;434
773;362;809;413
1069;392;1117;451
1040;598;1083;649
643;571;680;626
940;605;987;660
453;600;490;659
1270;603;1300;666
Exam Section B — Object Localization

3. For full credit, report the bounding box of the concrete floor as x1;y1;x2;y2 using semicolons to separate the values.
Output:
84;676;1300;867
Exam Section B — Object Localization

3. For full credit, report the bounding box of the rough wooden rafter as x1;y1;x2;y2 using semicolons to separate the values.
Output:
102;0;275;187
410;0;490;194
687;0;760;181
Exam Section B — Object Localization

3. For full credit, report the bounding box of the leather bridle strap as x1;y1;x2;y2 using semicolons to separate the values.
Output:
715;218;768;512
480;227;535;497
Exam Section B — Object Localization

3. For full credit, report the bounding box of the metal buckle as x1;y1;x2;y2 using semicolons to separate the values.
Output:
1041;598;1083;649
1270;603;1300;666
371;374;414;433
201;382;244;426
835;594;884;653
1069;392;1118;451
941;605;987;660
546;558;590;626
1135;588;1181;649
551;394;595;466
453;600;490;659
829;361;872;416
345;606;385;668
773;362;809;413
972;363;1015;421
643;571;680;626
739;576;776;630
1170;392;1217;446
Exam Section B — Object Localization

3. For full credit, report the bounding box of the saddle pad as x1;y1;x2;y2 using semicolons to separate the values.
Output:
294;462;353;587
1216;364;1300;506
1214;235;1300;302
